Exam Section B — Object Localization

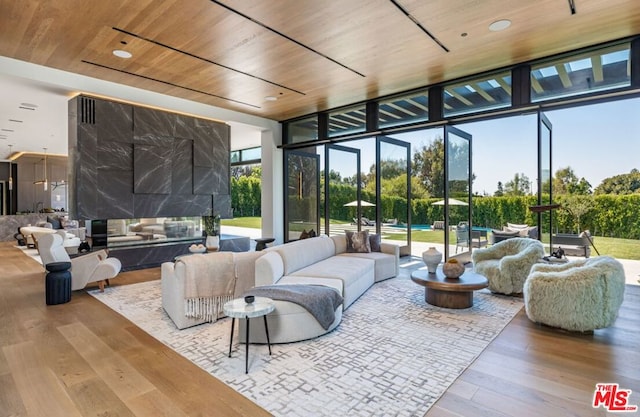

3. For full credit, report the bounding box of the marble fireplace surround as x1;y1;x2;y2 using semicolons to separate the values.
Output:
68;95;232;221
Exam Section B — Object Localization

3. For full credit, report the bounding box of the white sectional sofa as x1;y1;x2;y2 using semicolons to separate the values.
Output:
161;234;399;344
161;251;265;330
246;234;399;343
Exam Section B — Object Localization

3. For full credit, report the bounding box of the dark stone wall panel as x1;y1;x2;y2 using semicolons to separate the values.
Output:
193;166;215;194
133;144;172;194
193;136;214;167
71;95;229;220
172;139;193;194
175;114;197;139
97;170;134;218
76;123;98;219
110;241;200;271
213;194;232;219
134;194;211;217
97;142;132;171
96;100;133;143
134;106;176;138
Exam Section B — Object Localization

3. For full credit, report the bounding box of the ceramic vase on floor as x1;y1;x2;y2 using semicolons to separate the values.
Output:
422;247;442;273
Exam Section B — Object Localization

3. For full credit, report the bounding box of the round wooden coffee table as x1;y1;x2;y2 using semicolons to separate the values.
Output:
411;267;488;309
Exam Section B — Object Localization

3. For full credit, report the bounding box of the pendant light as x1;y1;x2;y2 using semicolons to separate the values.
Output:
43;147;48;191
7;144;12;191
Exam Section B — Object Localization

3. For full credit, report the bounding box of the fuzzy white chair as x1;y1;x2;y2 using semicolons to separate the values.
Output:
524;256;625;332
472;237;545;294
38;233;121;291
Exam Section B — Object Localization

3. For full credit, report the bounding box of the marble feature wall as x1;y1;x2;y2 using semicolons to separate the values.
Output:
0;214;49;242
69;95;230;220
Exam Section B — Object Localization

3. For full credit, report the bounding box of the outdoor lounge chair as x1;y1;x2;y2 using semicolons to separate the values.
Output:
359;217;375;226
431;220;445;230
455;223;488;253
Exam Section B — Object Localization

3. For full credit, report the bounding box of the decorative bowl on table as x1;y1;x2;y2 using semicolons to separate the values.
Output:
244;295;255;304
188;244;207;254
442;258;465;279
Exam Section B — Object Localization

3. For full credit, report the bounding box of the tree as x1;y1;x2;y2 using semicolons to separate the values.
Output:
594;169;640;195
559;194;594;233
504;173;531;196
494;181;505;197
412;138;444;197
553;166;592;195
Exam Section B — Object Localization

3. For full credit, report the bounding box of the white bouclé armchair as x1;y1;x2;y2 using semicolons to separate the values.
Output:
37;233;121;291
472;237;545;294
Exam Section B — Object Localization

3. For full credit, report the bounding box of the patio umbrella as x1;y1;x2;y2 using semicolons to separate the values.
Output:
431;198;469;206
343;200;376;207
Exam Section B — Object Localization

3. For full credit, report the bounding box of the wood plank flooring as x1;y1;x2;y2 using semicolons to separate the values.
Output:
1;242;638;417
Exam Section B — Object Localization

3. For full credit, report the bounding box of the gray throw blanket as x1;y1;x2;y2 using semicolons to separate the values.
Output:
244;285;343;330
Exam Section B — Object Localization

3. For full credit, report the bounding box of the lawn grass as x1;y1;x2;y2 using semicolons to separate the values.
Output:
222;217;640;260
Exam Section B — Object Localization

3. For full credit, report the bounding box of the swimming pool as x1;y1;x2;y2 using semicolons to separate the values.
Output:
390;224;492;232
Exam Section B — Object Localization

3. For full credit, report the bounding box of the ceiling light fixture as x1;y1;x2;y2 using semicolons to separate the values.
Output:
20;102;38;108
265;96;278;101
489;19;511;32
112;49;132;59
33;147;49;191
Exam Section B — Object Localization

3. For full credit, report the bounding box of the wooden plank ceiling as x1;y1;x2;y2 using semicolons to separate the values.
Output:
1;0;639;122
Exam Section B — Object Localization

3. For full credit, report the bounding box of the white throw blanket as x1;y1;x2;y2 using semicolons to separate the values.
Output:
180;252;236;322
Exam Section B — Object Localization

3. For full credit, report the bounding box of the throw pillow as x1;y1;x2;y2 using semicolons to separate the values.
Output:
47;215;62;230
369;233;381;252
345;230;371;253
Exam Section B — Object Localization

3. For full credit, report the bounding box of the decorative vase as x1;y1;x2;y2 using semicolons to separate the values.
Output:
205;235;220;252
422;247;442;274
442;259;465;279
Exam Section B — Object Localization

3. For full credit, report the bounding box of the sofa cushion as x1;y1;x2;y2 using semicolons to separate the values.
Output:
338;252;396;282
47;215;63;230
289;256;375;308
345;230;371;253
272;236;335;275
369;233;382;252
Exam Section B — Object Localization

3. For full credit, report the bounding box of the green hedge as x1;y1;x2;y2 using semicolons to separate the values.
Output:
232;179;640;239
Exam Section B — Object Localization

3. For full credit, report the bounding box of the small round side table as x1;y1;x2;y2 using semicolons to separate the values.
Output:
223;297;275;373
45;261;72;305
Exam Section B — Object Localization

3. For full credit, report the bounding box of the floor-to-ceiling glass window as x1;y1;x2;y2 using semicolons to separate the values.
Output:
325;144;361;236
284;150;320;241
377;137;411;255
538;113;553;253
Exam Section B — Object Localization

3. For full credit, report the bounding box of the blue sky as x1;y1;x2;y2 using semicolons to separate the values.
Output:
319;96;640;196
468;97;640;194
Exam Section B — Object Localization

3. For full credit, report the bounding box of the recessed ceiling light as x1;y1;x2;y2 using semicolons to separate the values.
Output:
489;19;511;32
264;96;278;101
9;119;23;123
113;49;132;59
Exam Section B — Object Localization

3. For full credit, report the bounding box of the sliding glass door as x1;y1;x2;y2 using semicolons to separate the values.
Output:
377;136;411;255
284;150;320;241
325;144;362;236
444;125;472;260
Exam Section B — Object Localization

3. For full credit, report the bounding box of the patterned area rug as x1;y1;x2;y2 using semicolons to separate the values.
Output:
16;245;42;264
89;270;522;417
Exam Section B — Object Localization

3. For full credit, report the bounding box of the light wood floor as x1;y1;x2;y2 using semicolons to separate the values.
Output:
1;242;638;417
